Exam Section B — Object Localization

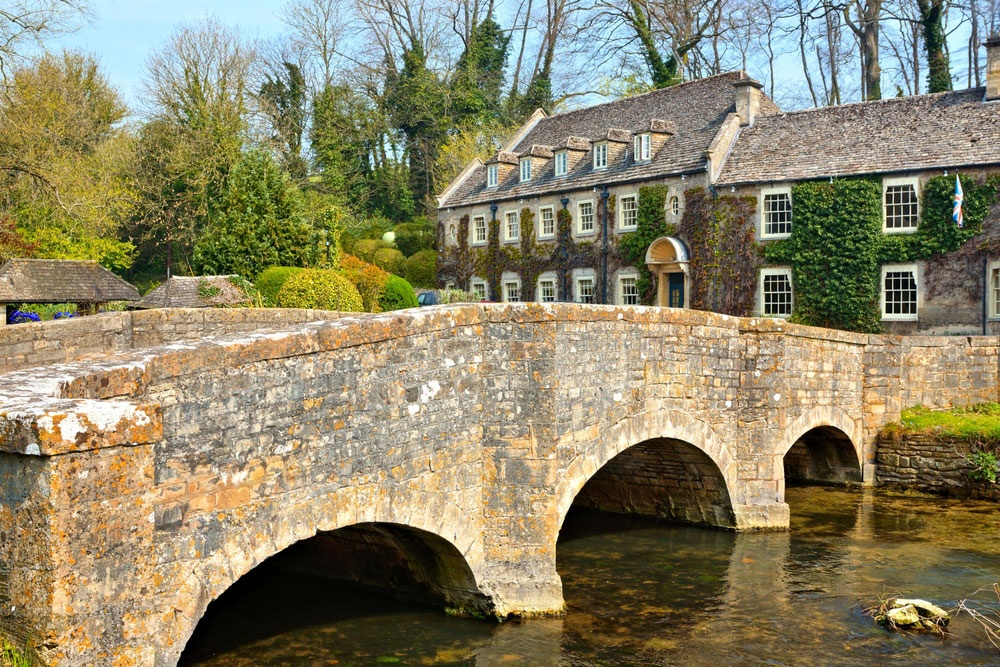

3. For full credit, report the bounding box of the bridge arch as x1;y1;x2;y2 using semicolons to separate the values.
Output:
170;499;490;665
778;406;864;487
554;410;737;532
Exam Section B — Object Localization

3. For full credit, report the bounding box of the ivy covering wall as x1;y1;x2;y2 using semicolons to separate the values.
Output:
766;175;1000;333
620;184;669;303
677;187;758;316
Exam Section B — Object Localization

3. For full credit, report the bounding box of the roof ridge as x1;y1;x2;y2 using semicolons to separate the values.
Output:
762;86;986;121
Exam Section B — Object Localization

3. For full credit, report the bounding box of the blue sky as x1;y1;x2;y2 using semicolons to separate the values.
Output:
53;0;284;108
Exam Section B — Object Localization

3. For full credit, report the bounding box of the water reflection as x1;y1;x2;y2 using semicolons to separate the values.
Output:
181;487;1000;666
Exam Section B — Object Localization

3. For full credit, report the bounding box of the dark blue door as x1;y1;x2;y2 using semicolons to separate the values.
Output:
668;273;684;308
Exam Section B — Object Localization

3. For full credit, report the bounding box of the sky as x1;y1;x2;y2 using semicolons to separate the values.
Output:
52;0;286;109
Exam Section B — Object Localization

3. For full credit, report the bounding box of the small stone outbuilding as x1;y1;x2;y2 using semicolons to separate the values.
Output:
0;258;139;325
135;276;253;309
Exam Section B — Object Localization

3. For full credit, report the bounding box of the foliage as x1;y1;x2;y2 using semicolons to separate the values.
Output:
378;275;418;311
437;289;480;304
678;188;758;315
967;450;999;483
258;61;308;180
372;247;406;275
255;266;304;306
274;268;363;312
192;150;316;280
766;178;884;332
620;185;669;303
392;220;436;257
0;637;31;667
351;238;388;264
451;17;510;125
404;249;437;288
339;254;390;312
14;303;77;321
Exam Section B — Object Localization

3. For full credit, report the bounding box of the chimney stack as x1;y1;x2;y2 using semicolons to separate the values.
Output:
733;76;764;127
986;35;1000;101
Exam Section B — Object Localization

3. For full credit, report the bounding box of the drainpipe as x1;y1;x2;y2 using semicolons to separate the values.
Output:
560;196;570;302
489;202;498;301
601;186;610;305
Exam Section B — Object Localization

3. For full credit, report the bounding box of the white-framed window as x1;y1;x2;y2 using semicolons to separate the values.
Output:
554;151;568;176
577;200;595;235
593;142;608;169
470;278;488;300
989;261;1000;319
883;177;920;232
472;215;487;245
760;186;792;239
575;276;595;303
634;133;651;161
486;164;498;188
519;157;531;182
538;274;558;302
618;273;639;305
670;195;680;216
758;268;793;318
444;280;456;290
619;194;638;231
504;210;519;242
503;278;522;302
881;264;918;320
539;206;555;239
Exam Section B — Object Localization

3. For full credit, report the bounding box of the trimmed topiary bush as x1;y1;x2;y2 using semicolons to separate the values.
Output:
379;275;418;311
339;254;391;312
274;269;363;312
403;249;437;288
255;266;303;306
352;239;387;263
372;247;406;275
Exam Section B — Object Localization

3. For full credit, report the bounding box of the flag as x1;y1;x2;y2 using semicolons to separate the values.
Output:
953;175;964;228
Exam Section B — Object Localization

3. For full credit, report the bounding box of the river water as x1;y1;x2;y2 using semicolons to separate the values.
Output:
180;486;1000;666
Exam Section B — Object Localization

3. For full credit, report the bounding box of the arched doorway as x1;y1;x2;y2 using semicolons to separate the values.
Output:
645;237;691;308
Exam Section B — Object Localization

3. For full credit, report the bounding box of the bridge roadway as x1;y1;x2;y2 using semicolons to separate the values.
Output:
0;304;995;665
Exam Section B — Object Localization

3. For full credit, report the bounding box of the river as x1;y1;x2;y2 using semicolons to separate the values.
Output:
180;486;1000;666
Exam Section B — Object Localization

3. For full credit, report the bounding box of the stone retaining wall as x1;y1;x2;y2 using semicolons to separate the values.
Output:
0;308;343;374
876;432;1000;499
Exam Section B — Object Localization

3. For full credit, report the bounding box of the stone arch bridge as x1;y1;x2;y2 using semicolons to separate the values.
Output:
0;304;995;666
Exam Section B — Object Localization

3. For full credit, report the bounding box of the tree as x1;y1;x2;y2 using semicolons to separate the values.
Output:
0;0;89;88
192;150;317;279
0;51;136;269
259;60;309;180
916;0;952;92
451;16;509;124
843;0;883;99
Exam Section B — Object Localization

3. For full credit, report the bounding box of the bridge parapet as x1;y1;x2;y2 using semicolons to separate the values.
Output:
0;304;997;666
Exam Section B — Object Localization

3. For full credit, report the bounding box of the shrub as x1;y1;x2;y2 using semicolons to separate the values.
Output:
372;247;406;275
393;221;436;257
403;249;437;288
339;254;390;312
274;269;363;312
967;450;999;483
379;275;418;311
352;239;387;263
255;266;303;306
438;289;479;304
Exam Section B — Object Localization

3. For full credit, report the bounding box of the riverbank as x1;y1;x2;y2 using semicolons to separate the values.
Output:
878;403;1000;499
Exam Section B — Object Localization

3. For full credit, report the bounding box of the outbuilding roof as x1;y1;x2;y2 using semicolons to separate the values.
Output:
0;259;139;303
135;276;252;309
716;87;1000;185
439;72;781;209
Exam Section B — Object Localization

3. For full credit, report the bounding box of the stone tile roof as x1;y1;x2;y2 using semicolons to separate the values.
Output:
716;87;1000;185
135;276;252;309
440;72;780;208
0;259;139;303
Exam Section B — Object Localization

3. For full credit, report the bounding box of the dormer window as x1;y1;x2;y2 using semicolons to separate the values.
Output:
487;164;498;188
593;142;608;170
519;157;531;182
634;133;651;161
554;151;568;176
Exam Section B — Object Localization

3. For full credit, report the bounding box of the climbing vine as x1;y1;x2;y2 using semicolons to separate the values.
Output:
764;175;1000;333
619;184;669;303
677;187;758;315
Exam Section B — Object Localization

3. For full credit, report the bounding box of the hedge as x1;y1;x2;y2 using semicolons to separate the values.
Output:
274;269;363;312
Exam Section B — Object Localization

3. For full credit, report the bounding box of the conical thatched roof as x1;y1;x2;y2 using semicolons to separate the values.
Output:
0;259;139;303
135;276;252;309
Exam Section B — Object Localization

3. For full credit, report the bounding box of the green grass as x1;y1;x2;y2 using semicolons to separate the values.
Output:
883;403;1000;443
1;639;31;667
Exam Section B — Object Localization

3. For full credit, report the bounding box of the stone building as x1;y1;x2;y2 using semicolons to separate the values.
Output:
436;37;1000;334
